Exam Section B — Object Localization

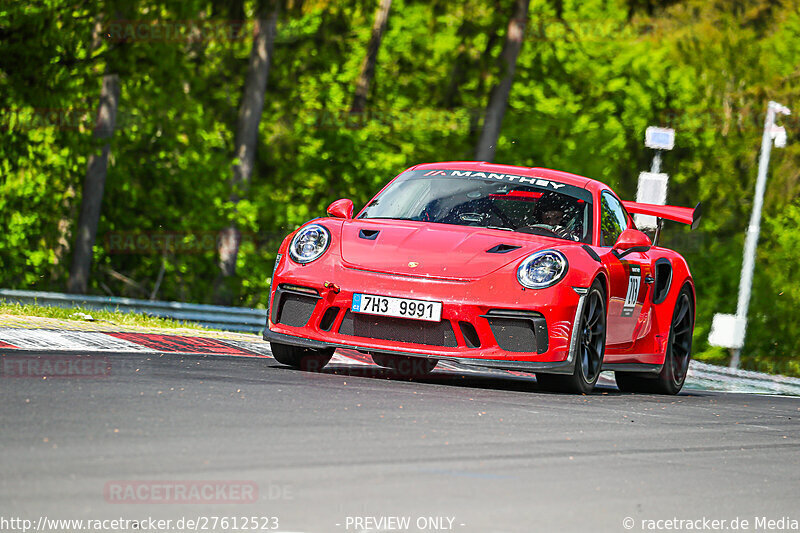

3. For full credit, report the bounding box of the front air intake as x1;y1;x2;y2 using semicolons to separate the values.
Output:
482;310;548;353
271;285;320;328
318;307;340;331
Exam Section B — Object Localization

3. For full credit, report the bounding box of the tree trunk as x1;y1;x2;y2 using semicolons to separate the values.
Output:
213;3;279;305
441;20;474;109
66;73;120;294
474;0;530;162
53;18;106;278
350;0;392;114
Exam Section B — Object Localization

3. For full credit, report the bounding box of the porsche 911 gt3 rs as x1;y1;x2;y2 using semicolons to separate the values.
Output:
264;161;701;394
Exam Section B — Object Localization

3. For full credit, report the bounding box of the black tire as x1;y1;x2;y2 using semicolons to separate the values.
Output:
616;285;694;395
537;278;606;394
269;342;334;372
371;353;437;377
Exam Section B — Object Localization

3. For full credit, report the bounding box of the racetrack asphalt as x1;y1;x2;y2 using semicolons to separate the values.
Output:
1;350;799;533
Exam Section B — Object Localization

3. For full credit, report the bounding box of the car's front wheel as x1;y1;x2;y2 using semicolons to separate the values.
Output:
371;353;437;377
270;342;334;371
616;284;694;395
537;279;606;394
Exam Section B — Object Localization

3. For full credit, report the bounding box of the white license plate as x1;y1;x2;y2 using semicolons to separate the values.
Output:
351;293;442;322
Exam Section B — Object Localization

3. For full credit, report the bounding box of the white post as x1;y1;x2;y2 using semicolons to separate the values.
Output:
730;101;791;368
651;150;662;174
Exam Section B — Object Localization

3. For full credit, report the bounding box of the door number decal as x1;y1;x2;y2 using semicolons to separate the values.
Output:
622;264;641;317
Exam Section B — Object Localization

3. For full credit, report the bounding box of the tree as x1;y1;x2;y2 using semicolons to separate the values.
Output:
350;0;392;114
214;1;280;305
474;0;530;162
67;72;120;294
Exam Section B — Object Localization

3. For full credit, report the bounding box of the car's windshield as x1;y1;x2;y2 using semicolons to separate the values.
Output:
359;169;593;243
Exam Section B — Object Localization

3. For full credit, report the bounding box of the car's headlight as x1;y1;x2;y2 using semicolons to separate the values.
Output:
517;250;568;289
288;224;331;264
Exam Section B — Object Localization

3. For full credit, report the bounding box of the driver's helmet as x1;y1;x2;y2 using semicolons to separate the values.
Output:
534;193;572;223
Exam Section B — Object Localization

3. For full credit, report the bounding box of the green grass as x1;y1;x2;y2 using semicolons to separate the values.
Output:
0;301;214;331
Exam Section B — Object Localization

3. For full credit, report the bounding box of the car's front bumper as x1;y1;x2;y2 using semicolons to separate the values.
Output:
265;257;587;375
263;328;578;374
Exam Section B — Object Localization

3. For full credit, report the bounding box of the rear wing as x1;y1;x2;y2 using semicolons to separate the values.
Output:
622;201;702;231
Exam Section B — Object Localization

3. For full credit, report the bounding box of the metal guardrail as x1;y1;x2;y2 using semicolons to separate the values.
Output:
0;289;267;334
686;360;800;396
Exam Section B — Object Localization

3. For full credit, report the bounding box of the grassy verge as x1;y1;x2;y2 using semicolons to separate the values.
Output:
0;301;214;331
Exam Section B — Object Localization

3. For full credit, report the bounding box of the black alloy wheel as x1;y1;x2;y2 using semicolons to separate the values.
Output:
537;279;606;394
615;284;694;395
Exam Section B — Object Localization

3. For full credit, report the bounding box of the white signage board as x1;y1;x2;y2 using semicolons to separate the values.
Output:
635;171;669;229
645;127;675;150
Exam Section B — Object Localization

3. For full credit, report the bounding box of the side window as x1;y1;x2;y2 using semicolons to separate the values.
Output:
600;191;628;247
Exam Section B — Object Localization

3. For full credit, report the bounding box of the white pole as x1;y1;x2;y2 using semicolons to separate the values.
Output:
730;101;790;368
651;150;662;173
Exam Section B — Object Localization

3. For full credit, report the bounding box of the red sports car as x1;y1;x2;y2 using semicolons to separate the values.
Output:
264;162;700;394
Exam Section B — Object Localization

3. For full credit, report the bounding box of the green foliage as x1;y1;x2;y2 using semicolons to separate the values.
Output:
0;300;218;331
1;0;799;373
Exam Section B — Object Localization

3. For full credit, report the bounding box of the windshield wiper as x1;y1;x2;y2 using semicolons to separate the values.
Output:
486;226;515;231
360;218;517;232
360;216;415;221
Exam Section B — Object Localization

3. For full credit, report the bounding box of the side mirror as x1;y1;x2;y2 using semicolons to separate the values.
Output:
327;198;354;219
613;229;652;259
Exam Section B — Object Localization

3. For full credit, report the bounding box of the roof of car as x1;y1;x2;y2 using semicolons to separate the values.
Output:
412;161;598;189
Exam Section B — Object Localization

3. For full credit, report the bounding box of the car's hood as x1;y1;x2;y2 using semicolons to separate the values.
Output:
338;219;556;279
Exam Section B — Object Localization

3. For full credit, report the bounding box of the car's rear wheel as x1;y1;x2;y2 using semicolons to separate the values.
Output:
615;285;694;395
537;279;606;394
371;353;437;377
270;342;334;372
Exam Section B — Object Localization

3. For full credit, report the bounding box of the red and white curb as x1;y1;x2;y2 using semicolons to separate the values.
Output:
0;328;265;356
